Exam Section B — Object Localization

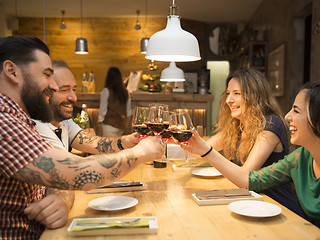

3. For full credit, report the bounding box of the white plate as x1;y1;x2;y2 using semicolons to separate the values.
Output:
228;200;282;217
191;168;222;177
88;196;138;211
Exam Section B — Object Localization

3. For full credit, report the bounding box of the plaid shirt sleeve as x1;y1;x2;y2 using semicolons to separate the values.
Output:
0;112;53;178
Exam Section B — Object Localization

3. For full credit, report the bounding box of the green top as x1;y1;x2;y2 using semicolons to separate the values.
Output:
249;147;320;227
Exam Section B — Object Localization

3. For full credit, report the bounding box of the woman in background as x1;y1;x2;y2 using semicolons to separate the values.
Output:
185;82;320;227
99;67;132;137
202;68;304;217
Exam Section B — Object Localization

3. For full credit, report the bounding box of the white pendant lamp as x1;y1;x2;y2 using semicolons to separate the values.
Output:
160;62;185;82
75;0;88;54
145;0;200;62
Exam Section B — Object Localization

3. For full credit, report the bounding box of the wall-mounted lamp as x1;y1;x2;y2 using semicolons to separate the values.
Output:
145;0;200;62
75;0;89;54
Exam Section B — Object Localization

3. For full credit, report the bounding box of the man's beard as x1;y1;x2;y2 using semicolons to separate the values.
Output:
21;72;53;122
49;99;74;122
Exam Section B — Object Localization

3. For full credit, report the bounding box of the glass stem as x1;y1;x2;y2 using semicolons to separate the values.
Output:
184;150;189;165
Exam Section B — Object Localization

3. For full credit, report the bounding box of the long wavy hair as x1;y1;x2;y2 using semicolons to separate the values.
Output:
104;67;128;104
215;68;285;163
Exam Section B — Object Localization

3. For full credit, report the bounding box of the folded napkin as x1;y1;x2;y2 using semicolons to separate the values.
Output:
195;188;252;200
166;144;195;160
71;218;149;232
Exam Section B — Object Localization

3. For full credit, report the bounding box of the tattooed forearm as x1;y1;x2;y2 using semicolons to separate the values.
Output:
95;155;118;169
110;161;122;180
36;157;55;173
17;165;70;189
96;137;115;153
68;164;91;171
72;170;104;190
78;131;99;144
17;167;46;185
127;154;138;167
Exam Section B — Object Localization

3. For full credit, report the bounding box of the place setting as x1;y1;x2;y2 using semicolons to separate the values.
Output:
192;188;263;205
87;181;148;194
67;216;158;236
67;194;159;236
228;200;282;218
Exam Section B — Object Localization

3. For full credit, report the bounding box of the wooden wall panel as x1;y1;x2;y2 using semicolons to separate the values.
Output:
14;17;206;93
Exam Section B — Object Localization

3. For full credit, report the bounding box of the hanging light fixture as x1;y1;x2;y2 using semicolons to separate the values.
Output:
160;62;185;82
140;37;149;54
75;0;89;54
59;10;67;30
145;0;200;62
140;0;149;54
134;10;141;30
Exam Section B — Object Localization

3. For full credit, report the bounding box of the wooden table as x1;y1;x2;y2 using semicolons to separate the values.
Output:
40;161;320;239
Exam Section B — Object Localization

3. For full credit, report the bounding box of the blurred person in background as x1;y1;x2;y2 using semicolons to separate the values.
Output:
99;67;131;137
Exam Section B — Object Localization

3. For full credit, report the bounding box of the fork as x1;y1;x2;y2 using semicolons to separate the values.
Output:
76;218;141;226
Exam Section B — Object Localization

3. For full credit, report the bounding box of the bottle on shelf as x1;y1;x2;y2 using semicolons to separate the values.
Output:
88;71;95;93
79;104;90;129
82;72;88;92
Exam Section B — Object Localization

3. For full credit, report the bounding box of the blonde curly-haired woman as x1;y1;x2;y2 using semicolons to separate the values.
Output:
205;68;304;217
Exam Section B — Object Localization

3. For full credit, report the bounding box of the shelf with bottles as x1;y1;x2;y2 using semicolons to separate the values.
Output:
81;71;96;93
236;41;267;75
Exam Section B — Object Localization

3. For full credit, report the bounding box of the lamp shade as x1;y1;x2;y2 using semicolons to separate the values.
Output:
146;15;200;62
140;37;149;54
160;62;185;82
75;38;89;54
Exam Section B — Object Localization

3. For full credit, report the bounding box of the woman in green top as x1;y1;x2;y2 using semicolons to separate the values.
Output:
184;82;320;227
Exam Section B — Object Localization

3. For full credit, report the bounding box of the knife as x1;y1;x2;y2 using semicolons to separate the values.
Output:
102;181;143;188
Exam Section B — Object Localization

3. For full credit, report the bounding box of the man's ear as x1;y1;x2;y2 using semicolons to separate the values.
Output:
2;60;20;84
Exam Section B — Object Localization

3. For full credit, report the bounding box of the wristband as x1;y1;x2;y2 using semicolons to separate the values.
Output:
117;138;124;150
201;146;213;158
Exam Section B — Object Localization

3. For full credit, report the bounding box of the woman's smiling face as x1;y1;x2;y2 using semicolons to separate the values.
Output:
226;78;246;121
285;89;314;146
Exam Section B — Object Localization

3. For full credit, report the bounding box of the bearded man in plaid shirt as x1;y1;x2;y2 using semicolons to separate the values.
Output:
0;36;164;239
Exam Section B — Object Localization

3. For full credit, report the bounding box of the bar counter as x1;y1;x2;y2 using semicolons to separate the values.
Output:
40;160;320;239
75;91;214;110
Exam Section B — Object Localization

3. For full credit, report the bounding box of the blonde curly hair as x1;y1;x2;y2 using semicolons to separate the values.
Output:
215;68;285;164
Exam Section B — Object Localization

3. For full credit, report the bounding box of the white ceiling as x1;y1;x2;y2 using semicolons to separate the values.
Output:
0;0;263;23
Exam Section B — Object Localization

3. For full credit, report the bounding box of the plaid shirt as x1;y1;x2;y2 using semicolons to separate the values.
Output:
0;93;53;240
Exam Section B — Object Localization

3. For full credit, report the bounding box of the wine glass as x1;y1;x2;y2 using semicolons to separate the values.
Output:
170;111;194;165
146;105;170;137
132;107;150;138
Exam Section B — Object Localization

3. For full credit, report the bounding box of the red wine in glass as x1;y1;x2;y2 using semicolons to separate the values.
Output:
170;112;194;165
147;122;169;135
170;130;192;143
160;129;172;142
133;124;150;137
132;107;149;138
